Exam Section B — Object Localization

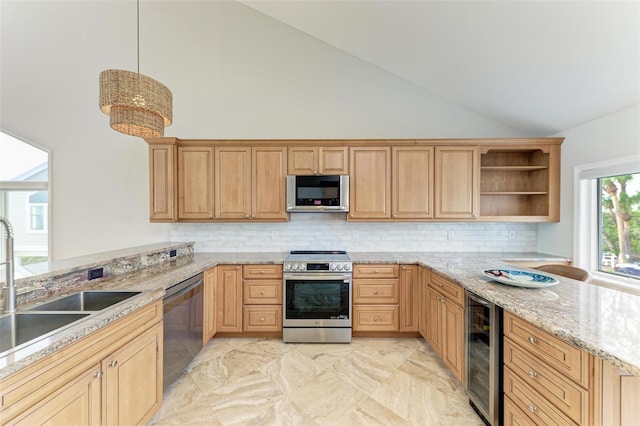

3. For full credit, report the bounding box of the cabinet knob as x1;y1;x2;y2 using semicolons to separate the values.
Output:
209;215;213;219
393;214;397;218
260;270;265;274
109;360;118;368
260;317;265;322
236;266;240;271
373;316;379;321
528;370;538;379
472;214;477;219
438;283;443;288
375;269;379;273
528;336;538;344
94;370;103;379
260;290;265;295
527;405;538;413
373;289;379;295
246;214;250;218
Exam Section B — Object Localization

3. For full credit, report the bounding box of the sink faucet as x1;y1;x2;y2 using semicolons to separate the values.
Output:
0;217;16;313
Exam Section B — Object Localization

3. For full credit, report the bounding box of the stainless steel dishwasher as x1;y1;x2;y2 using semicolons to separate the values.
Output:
163;273;203;391
465;291;502;425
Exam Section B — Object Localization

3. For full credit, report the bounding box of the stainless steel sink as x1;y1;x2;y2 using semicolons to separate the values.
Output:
29;291;141;312
0;312;90;353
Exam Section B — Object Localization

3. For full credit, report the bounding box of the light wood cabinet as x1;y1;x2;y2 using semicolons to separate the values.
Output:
392;147;434;219
0;301;163;425
353;263;418;334
434;146;479;219
479;144;560;222
288;146;348;175
215;147;251;219
242;264;283;333
598;360;640;426
252;147;288;220
418;267;429;339
503;311;595;425
10;365;102;426
426;273;465;382
214;146;287;221
149;144;176;221
348;147;391;220
216;265;243;333
178;146;214;220
103;322;163;426
203;267;217;345
399;265;419;332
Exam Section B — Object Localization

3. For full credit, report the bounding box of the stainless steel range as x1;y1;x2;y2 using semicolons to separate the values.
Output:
283;250;352;343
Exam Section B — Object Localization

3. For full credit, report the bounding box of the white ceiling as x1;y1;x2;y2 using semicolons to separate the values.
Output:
241;0;640;135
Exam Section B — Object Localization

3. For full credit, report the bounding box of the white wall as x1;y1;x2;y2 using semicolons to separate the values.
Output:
538;105;640;257
1;1;526;260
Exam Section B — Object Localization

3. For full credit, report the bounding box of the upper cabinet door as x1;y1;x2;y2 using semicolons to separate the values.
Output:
149;144;176;222
288;147;318;175
392;146;434;219
215;147;251;220
349;147;391;220
434;146;479;219
178;146;214;220
288;146;348;175
252;147;288;220
319;147;348;174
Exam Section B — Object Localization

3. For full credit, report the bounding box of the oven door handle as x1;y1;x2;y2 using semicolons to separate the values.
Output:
284;273;352;281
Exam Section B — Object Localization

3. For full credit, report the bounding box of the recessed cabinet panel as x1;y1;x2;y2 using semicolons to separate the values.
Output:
349;147;391;220
288;147;317;175
149;144;176;221
215;147;251;219
392;147;434;219
178;147;214;220
252;147;288;220
435;146;479;219
320;147;348;174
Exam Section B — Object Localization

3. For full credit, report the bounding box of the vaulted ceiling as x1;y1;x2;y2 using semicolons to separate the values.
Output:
241;0;640;135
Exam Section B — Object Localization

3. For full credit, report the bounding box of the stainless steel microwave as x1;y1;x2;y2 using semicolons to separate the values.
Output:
286;175;349;212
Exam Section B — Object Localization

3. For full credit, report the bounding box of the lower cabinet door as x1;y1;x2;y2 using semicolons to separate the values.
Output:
11;365;102;426
504;395;538;426
103;323;163;426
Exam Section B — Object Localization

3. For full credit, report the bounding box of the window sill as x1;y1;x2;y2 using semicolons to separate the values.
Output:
590;272;640;296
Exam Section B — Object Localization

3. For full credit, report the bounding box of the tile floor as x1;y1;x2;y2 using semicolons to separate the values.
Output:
150;337;485;425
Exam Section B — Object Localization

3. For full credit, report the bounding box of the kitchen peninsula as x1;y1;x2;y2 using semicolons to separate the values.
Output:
1;243;638;425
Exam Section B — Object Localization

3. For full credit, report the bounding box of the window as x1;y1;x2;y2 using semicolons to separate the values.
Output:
598;173;640;280
0;130;49;278
575;157;640;292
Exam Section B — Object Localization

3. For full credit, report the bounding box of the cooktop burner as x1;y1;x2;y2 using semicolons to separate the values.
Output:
284;250;351;272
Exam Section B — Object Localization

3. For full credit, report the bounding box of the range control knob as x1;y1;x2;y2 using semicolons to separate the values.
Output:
284;264;291;271
330;264;337;271
344;264;351;271
337;264;344;271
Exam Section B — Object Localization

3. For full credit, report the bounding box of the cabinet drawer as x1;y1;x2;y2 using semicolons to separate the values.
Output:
243;264;282;279
504;312;589;386
243;279;282;304
429;273;464;306
353;279;399;304
504;396;539;426
243;305;282;332
353;264;399;278
353;305;398;331
504;368;576;426
504;338;588;424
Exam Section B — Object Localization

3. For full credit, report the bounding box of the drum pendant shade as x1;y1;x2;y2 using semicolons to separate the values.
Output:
99;69;172;138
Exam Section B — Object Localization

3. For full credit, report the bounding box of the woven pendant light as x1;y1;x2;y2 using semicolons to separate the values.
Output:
99;1;172;138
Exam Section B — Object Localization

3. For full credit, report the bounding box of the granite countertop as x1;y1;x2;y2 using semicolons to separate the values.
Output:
2;248;638;380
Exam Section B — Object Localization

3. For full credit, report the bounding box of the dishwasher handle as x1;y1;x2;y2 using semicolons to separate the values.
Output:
164;273;203;304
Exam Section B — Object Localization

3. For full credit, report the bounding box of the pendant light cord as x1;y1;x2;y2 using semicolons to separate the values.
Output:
137;0;140;74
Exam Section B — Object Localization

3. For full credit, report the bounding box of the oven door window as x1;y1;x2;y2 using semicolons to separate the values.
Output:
285;279;349;319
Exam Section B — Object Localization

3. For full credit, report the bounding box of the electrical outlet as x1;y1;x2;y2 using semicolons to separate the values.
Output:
447;230;455;240
271;231;278;240
88;267;103;280
169;249;177;258
508;230;517;240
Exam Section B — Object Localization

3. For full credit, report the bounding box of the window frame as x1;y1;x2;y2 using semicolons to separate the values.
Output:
27;202;48;233
574;155;640;294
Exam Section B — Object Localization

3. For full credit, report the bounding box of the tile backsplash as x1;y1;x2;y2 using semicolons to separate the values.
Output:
170;214;537;252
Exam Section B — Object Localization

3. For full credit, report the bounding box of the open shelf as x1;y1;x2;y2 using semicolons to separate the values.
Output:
479;147;558;221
